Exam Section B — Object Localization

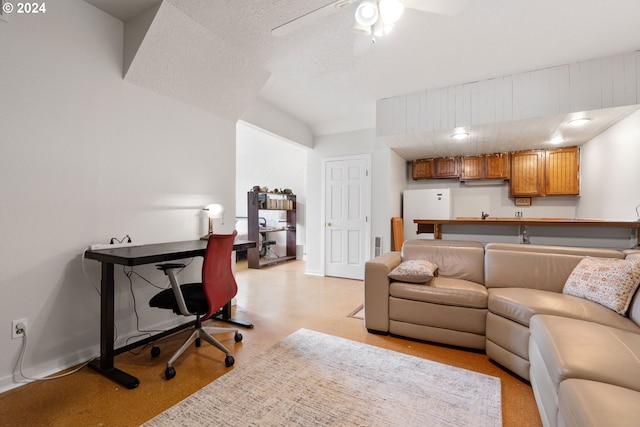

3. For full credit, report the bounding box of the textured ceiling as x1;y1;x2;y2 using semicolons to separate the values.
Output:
84;0;640;157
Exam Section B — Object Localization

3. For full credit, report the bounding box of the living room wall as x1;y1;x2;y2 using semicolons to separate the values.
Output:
305;129;404;276
235;121;308;258
0;0;237;391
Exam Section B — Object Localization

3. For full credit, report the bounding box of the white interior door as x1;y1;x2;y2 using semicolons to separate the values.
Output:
324;155;370;280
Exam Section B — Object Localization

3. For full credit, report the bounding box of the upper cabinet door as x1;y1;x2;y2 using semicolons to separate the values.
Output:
434;157;459;178
485;153;511;180
545;147;580;195
412;159;434;180
510;150;545;197
460;156;484;180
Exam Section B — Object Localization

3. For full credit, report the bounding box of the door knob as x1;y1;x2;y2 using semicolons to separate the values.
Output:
326;222;331;227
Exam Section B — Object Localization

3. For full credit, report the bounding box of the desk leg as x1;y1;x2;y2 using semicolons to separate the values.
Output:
213;301;254;328
89;261;140;389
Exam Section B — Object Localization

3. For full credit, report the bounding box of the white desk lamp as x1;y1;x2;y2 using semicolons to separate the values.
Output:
201;203;225;240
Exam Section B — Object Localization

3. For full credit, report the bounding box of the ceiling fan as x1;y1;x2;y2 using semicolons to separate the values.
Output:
272;0;469;39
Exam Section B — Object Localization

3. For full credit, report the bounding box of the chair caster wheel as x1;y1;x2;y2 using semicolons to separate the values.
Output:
234;332;243;343
150;346;161;358
224;355;235;367
164;367;176;380
195;337;201;347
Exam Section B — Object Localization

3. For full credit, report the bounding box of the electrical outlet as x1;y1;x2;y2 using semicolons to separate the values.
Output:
12;318;27;339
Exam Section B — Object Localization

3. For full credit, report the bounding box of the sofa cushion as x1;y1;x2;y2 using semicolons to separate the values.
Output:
402;239;485;284
529;315;640;393
484;243;625;293
562;256;640;315
388;259;438;283
390;277;488;309
558;379;640;427
488;288;640;333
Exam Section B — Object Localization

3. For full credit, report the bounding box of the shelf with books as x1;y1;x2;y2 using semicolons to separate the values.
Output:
247;191;296;269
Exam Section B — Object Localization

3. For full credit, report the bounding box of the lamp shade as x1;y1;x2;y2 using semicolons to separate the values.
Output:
355;0;378;26
204;203;225;219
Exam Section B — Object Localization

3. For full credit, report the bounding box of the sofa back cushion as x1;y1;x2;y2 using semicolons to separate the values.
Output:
484;243;625;293
402;239;485;284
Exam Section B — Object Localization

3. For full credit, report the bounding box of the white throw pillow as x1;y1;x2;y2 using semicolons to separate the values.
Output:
388;260;438;284
562;257;640;315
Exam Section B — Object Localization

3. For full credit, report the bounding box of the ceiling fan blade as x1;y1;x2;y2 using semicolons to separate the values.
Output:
404;0;469;16
272;0;357;37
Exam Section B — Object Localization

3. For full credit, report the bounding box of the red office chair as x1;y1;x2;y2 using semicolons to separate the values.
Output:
149;230;243;380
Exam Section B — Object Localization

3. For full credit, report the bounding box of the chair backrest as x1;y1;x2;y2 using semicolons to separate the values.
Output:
202;230;238;320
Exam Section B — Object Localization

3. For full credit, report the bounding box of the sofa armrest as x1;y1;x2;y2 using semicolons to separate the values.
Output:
364;251;402;333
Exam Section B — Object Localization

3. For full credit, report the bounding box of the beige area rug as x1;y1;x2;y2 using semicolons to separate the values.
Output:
142;329;502;427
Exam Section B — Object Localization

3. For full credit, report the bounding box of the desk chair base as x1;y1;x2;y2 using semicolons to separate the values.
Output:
160;322;242;380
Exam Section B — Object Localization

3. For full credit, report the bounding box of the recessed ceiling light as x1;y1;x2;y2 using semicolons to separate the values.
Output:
451;132;469;140
549;136;565;145
567;118;591;127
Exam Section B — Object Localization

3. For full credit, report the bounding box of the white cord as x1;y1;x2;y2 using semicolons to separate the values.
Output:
16;327;96;381
81;248;101;296
636;204;640;220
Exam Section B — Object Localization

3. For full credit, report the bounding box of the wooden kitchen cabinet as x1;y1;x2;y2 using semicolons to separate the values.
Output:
545;147;580;195
510;150;545;197
461;153;510;180
485;153;511;179
434;157;459;178
412;159;434;179
460;156;484;180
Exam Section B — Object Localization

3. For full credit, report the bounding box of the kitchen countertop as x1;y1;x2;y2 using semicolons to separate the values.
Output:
413;217;640;244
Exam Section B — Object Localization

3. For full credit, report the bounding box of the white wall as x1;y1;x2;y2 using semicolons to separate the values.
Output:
578;109;640;221
306;128;399;275
0;1;237;391
236;121;308;256
240;99;313;149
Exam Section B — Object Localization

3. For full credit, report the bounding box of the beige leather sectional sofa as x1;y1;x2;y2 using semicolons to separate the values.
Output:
364;239;640;427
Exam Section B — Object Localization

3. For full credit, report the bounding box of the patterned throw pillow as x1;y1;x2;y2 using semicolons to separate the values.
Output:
562;257;640;315
388;260;438;284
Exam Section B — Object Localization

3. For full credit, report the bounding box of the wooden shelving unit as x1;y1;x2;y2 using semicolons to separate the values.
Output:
247;191;296;269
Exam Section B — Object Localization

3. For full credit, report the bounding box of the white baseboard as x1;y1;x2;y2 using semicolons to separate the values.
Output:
0;318;191;393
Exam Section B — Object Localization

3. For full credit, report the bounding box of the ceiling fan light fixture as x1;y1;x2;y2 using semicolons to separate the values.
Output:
372;19;394;37
378;0;405;24
355;0;379;26
352;20;372;35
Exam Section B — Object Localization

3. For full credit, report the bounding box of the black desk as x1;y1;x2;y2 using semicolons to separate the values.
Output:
84;239;256;389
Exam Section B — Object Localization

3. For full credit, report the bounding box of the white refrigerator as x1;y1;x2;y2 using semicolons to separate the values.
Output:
402;189;452;241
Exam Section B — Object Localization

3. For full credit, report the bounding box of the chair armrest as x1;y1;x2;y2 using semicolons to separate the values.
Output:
364;252;402;333
157;264;193;316
156;263;186;272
